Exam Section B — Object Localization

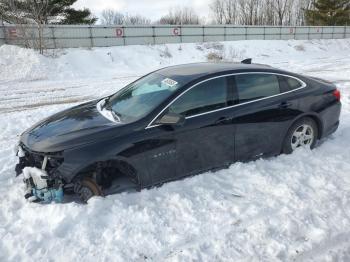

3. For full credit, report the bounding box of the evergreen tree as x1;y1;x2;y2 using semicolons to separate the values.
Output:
58;8;97;24
0;0;97;25
306;0;350;26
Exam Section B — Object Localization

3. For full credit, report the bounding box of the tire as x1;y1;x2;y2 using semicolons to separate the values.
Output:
78;177;103;203
282;117;318;154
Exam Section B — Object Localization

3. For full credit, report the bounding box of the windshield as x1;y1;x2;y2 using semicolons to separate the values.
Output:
106;73;181;123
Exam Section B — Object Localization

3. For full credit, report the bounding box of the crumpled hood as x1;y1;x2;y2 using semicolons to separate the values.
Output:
21;100;121;152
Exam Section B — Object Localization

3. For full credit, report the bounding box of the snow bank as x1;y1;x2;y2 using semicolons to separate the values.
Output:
0;45;49;81
0;39;350;261
2;39;350;82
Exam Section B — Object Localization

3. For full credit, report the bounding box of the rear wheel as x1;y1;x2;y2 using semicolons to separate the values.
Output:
282;117;318;154
77;177;103;203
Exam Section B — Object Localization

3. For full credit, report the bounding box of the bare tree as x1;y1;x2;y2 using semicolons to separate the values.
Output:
210;0;238;24
210;0;225;24
272;0;292;25
224;0;238;24
124;14;151;25
101;9;123;25
260;0;277;25
294;0;314;25
158;7;200;25
238;0;259;25
29;1;49;53
209;0;314;26
100;9;150;25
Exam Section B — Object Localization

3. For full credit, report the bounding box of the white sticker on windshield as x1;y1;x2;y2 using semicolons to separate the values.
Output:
162;78;178;88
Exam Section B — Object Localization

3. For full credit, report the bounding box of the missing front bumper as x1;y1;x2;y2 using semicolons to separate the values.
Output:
15;144;65;203
22;167;64;203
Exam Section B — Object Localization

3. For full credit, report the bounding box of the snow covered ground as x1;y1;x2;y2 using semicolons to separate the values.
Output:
0;39;350;261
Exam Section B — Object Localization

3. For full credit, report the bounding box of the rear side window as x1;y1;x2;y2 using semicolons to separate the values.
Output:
168;77;228;117
278;76;304;92
235;74;280;103
286;77;303;90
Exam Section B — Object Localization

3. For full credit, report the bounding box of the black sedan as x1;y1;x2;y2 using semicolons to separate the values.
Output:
15;61;341;203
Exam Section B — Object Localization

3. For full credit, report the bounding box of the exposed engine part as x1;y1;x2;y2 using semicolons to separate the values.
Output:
15;143;139;203
41;156;48;170
15;143;64;177
22;167;64;203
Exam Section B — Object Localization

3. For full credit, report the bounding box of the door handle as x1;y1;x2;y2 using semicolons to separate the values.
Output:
279;101;292;109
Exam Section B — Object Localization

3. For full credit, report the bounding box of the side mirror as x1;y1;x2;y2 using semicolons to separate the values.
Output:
155;112;185;126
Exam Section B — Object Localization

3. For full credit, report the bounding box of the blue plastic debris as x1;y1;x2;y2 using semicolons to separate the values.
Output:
32;186;64;203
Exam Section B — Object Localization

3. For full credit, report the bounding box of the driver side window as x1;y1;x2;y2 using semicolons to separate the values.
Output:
168;77;228;117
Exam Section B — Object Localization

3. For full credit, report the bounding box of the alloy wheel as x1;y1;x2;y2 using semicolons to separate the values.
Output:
291;124;314;150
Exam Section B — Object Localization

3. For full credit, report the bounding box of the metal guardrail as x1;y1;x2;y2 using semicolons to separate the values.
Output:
0;24;349;48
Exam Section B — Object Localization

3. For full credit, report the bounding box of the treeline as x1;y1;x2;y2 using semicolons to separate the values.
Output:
209;0;311;26
101;0;350;26
1;0;349;27
209;0;350;26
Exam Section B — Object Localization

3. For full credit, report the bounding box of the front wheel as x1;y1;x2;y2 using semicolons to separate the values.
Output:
282;117;318;154
75;177;103;203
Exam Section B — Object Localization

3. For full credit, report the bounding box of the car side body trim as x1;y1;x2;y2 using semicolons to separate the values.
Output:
145;72;307;129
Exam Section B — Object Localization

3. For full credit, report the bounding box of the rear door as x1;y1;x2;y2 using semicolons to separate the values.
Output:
232;73;302;161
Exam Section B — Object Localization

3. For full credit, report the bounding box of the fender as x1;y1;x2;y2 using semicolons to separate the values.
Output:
57;140;151;188
279;112;324;153
290;112;324;138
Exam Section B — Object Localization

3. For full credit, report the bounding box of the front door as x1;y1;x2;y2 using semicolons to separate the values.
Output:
167;76;235;178
137;126;177;186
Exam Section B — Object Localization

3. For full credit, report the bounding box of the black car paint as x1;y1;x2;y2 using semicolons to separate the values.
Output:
18;63;341;192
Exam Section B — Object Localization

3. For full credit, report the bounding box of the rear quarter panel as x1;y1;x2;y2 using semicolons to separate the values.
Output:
297;76;341;138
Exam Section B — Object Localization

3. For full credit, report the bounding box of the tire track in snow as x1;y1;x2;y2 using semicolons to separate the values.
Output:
0;77;136;113
0;96;94;113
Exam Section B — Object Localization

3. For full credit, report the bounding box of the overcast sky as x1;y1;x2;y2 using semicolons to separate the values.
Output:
73;0;212;22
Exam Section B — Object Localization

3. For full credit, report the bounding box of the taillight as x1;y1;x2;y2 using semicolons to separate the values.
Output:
333;89;341;101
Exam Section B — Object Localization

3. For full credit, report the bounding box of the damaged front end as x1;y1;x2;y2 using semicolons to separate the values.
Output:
15;143;65;203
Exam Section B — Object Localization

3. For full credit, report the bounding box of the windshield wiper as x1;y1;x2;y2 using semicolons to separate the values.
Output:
99;97;121;122
101;96;111;110
111;110;121;122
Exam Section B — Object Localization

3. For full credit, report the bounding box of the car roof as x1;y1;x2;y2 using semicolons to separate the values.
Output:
156;62;279;84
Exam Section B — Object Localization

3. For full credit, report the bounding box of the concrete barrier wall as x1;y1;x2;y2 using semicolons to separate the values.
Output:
0;25;349;49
